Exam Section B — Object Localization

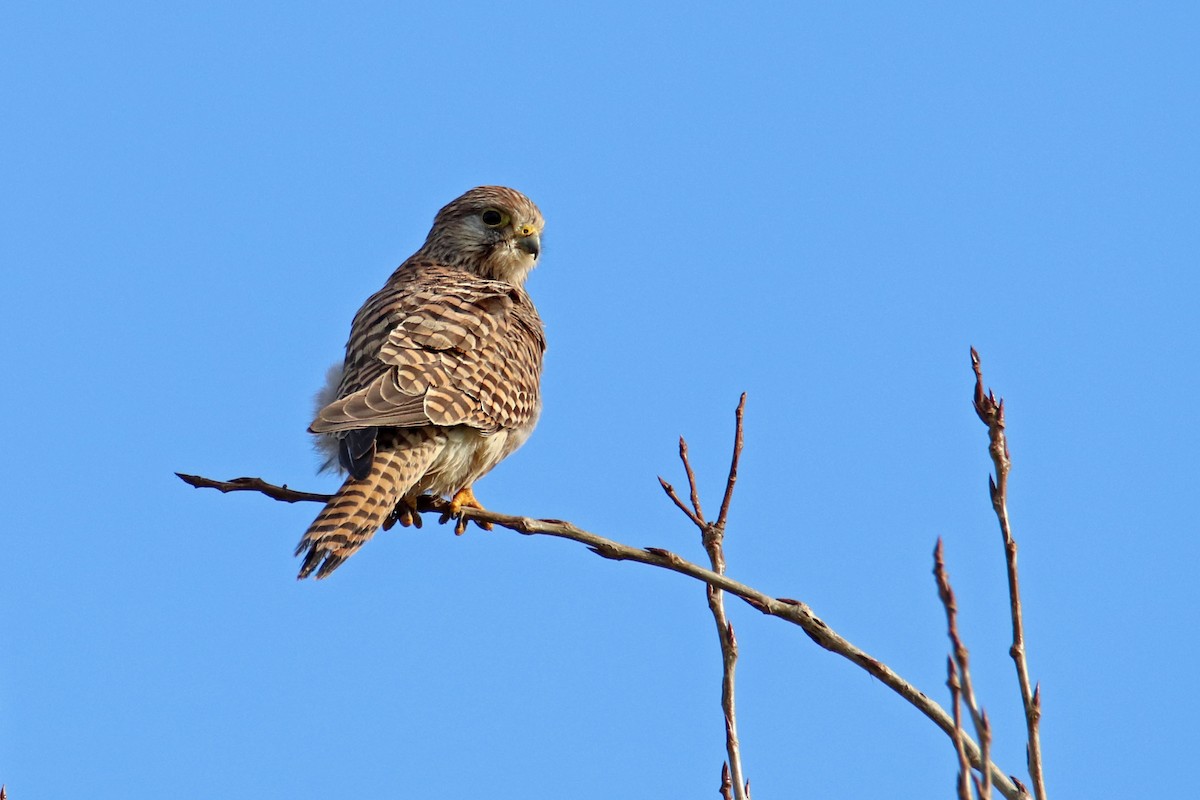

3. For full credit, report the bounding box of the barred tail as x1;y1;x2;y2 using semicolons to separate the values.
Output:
296;430;443;579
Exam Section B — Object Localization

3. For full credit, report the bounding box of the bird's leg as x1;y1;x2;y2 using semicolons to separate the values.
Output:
442;485;494;535
383;495;423;530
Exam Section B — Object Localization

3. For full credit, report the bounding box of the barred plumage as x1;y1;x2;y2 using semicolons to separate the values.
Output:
296;186;546;579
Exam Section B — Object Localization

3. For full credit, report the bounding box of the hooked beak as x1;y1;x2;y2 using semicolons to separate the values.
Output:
516;232;540;260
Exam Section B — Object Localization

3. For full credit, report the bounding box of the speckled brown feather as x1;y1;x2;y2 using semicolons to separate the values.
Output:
296;429;446;579
311;264;544;435
298;186;546;579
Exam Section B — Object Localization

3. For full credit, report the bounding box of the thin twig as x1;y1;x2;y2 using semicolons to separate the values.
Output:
975;711;993;800
175;472;332;503
935;538;992;800
948;657;974;800
716;393;747;529
660;397;749;800
971;348;1046;800
658;477;704;528
178;469;1024;799
679;437;704;521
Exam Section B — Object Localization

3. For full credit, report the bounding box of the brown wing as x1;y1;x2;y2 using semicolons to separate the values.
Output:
310;262;545;436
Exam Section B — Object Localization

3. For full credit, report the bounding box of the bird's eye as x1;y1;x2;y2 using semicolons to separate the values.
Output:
481;209;509;228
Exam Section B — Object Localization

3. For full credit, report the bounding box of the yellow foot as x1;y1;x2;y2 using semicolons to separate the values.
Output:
383;496;423;531
442;486;494;535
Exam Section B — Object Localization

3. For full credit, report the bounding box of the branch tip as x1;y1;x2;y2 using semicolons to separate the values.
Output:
720;762;733;800
716;392;747;529
970;351;1046;800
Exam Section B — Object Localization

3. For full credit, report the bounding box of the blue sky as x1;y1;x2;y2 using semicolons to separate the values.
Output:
3;2;1197;797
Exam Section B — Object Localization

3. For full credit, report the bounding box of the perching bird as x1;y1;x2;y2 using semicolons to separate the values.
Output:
296;186;546;579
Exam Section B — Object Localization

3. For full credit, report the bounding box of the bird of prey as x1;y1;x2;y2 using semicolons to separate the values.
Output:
296;186;546;579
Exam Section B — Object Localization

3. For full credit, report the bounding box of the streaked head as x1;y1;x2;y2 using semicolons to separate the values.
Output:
419;186;545;285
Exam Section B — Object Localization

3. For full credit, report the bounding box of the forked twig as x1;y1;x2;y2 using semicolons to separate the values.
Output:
658;393;750;800
971;349;1046;800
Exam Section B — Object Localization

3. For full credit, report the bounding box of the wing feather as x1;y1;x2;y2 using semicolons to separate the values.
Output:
310;262;544;437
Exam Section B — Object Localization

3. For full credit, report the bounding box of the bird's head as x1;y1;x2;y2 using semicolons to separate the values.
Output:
420;186;545;285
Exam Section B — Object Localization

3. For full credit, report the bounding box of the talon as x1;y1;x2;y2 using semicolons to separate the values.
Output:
445;486;494;535
385;497;422;530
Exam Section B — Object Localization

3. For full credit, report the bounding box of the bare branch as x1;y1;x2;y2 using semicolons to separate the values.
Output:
976;711;993;800
948;658;974;800
715;616;745;800
935;538;992;799
971;348;1047;800
177;468;1023;797
661;398;749;800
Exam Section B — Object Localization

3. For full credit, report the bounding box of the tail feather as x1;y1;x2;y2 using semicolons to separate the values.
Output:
296;429;444;579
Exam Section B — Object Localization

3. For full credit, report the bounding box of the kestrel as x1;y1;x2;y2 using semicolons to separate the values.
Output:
296;186;546;579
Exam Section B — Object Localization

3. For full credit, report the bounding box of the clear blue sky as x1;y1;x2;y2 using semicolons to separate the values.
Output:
3;2;1197;797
